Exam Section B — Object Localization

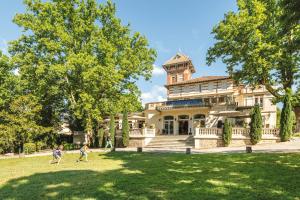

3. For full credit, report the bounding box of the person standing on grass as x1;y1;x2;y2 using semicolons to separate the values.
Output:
50;146;62;165
77;143;89;162
104;133;113;152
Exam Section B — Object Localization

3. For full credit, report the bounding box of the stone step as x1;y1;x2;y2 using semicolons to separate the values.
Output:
145;145;194;149
146;135;195;148
151;140;194;143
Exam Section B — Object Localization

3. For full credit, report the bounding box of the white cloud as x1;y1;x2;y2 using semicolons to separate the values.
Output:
152;64;165;76
141;85;167;105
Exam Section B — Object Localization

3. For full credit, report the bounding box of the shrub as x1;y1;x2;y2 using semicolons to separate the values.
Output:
223;119;232;146
63;143;75;150
250;104;262;145
24;143;36;154
35;141;46;152
109;115;115;147
280;90;293;141
122;111;129;147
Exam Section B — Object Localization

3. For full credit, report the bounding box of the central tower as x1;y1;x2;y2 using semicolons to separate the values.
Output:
162;53;195;85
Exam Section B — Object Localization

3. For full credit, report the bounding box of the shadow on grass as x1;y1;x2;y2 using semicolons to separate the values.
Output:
0;152;299;199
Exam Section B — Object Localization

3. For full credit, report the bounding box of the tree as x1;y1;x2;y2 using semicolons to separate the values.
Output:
276;107;281;128
98;127;105;148
109;115;115;147
223;118;232;146
9;0;156;138
249;105;263;145
206;0;299;141
0;51;19;110
0;95;50;152
280;89;293;141
122;110;129;147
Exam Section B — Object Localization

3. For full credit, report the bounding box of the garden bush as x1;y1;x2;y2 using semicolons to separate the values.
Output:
35;141;46;152
223;119;232;146
24;143;36;154
280;90;293;141
250;104;262;145
63;143;75;150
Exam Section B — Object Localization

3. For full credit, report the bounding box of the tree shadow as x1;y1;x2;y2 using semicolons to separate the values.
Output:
0;152;299;199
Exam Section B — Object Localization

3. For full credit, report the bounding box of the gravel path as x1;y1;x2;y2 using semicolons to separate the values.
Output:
1;138;299;159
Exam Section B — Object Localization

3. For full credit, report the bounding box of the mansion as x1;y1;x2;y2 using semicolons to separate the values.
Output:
144;53;277;136
72;53;280;148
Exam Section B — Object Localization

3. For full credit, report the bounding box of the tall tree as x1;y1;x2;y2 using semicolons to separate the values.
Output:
122;110;129;147
249;105;263;145
223;118;232;146
207;0;299;141
280;89;293;141
9;0;156;137
109;115;115;147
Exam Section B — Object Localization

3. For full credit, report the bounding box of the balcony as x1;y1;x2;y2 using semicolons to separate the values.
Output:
156;99;211;111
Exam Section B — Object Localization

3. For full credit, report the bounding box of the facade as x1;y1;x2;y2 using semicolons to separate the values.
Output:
144;53;277;136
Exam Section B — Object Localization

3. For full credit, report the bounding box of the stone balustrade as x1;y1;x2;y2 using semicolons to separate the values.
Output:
129;128;156;147
194;127;280;149
195;128;222;138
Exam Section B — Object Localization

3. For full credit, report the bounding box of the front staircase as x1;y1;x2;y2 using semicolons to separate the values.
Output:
145;135;194;149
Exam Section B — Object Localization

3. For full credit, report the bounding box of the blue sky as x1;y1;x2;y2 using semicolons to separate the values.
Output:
0;0;237;104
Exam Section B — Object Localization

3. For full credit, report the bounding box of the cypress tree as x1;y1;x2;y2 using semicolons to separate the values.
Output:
249;104;263;145
122;110;129;147
280;90;293;141
223;118;232;146
109;115;115;147
98;127;104;148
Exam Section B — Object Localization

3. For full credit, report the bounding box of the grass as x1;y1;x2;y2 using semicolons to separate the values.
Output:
0;152;300;200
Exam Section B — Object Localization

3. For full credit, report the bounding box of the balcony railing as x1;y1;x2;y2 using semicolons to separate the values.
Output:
129;128;155;137
195;128;279;139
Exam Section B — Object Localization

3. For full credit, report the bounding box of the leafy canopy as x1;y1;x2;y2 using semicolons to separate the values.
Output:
207;0;300;101
9;0;156;133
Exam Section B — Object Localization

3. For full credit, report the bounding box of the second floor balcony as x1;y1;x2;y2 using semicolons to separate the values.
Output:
146;97;237;111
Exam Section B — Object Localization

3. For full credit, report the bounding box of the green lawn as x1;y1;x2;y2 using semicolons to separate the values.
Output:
0;152;299;200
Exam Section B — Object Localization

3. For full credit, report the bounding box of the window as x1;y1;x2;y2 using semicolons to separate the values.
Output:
164;116;174;120
245;96;253;106
172;76;176;83
199;84;202;92
255;96;264;106
178;115;189;120
204;98;210;104
219;96;225;103
217;120;223;128
211;97;217;104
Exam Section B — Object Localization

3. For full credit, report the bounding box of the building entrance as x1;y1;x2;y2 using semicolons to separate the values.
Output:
178;115;189;135
164;116;174;135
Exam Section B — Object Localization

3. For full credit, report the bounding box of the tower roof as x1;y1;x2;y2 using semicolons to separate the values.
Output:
163;53;191;66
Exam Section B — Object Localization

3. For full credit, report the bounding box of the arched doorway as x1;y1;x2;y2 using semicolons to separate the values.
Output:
164;116;174;135
178;115;189;135
194;114;206;128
